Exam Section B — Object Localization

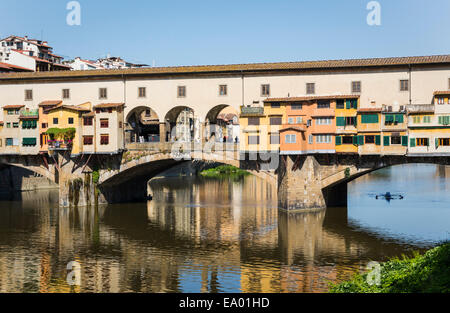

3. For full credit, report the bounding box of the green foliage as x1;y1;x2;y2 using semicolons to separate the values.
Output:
92;170;100;185
200;165;250;179
46;128;76;141
330;242;450;293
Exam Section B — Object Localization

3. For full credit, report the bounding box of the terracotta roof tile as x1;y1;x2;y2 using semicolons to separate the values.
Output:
358;108;383;112
1;54;449;81
93;103;125;109
3;105;25;109
39;100;62;107
434;91;450;96
265;95;360;102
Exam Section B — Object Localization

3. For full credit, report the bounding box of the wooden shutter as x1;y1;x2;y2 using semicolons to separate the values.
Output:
336;117;346;126
402;136;408;146
336;136;342;145
384;136;390;146
375;135;381;145
410;138;416;147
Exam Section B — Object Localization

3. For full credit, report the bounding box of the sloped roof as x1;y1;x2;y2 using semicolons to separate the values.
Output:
1;54;450;81
265;95;360;102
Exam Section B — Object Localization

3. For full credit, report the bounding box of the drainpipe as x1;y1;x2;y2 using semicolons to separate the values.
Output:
408;64;412;105
241;70;245;107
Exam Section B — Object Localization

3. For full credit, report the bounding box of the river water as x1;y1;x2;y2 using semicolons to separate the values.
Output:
0;164;449;293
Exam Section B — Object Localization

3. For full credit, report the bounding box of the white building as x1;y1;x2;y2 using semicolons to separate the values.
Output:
0;35;70;72
65;57;104;71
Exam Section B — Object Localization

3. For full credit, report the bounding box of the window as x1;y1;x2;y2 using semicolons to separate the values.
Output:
99;88;107;99
138;87;146;98
261;84;270;97
413;116;421;124
306;83;315;95
336;100;345;109
416;138;429;146
83;117;93;126
83;136;93;145
68;117;74;125
6;123;11;128
438;138;450;146
270;117;282;125
342;136;354;144
316;117;331;125
25;89;33;101
400;80;409;92
6;138;14;146
423;116;432;123
288;117;294;124
62;89;70;99
22;138;37;146
53;118;59;125
248;117;260;126
248;136;260;145
438;116;450;125
219;85;227;96
100;119;109;128
316;134;332;144
291;103;302;110
13;122;19;128
317;101;330;109
285;134;296;144
178;86;186;98
119;121;123;128
352;81;361;93
309;135;313;144
270;134;280;144
270;102;280;108
338;116;357;126
365;136;375;144
100;134;109;145
437;97;445;105
391;136;402;145
7;109;14;115
296;117;303;124
361;114;379;124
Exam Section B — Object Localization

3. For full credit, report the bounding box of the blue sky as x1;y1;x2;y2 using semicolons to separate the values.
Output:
1;0;449;66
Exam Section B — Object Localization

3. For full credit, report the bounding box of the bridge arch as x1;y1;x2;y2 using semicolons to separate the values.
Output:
0;161;56;192
205;105;240;143
125;106;161;143
164;106;198;143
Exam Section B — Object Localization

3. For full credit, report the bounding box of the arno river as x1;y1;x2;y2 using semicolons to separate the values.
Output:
0;164;449;293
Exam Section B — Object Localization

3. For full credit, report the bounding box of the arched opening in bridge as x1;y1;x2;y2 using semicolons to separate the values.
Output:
205;105;240;143
164;106;197;143
126;106;161;143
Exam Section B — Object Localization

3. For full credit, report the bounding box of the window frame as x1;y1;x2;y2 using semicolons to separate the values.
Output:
25;89;33;101
62;88;70;99
138;87;147;98
400;79;409;92
177;86;186;98
219;85;227;96
351;81;361;93
306;83;315;95
261;84;270;97
99;88;108;100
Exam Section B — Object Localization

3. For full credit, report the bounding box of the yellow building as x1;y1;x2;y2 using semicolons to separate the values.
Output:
46;102;92;156
239;106;268;154
381;110;408;155
335;97;359;153
356;108;382;155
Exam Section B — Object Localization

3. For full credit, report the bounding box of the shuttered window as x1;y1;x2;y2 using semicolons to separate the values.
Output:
384;136;390;146
336;117;346;126
336;136;342;145
22;138;37;146
270;117;282;125
402;136;408;146
248;136;260;145
361;114;379;124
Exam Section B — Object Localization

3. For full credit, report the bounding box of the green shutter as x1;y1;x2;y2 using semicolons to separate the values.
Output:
445;116;450;125
336;117;346;126
410;138;416;147
385;114;394;123
438;116;443;125
394;114;404;123
361;114;369;124
375;135;381;145
358;135;364;146
362;114;379;124
353;136;358;145
384;136;390;146
402;136;408;146
351;99;358;109
336;136;342;146
436;138;440;149
346;100;351;109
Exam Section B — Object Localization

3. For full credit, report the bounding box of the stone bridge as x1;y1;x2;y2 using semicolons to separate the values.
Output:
1;144;450;210
278;154;450;211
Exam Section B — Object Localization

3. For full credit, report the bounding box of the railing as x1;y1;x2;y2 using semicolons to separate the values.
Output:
48;140;72;151
241;107;264;116
407;104;434;113
125;142;240;153
20;110;39;118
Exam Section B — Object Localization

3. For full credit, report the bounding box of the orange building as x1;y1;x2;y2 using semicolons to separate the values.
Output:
265;96;338;155
38;100;62;153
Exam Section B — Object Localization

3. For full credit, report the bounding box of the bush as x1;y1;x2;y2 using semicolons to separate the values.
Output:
330;242;450;293
200;165;250;178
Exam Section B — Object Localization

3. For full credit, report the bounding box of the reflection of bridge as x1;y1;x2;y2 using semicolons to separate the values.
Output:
0;183;431;293
1;142;450;209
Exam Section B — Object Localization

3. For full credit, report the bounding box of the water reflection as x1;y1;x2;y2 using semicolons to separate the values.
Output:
0;165;448;293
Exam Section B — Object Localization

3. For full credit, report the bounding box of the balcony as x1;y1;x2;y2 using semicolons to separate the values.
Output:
407;104;434;114
241;106;264;116
19;109;39;119
48;140;73;151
